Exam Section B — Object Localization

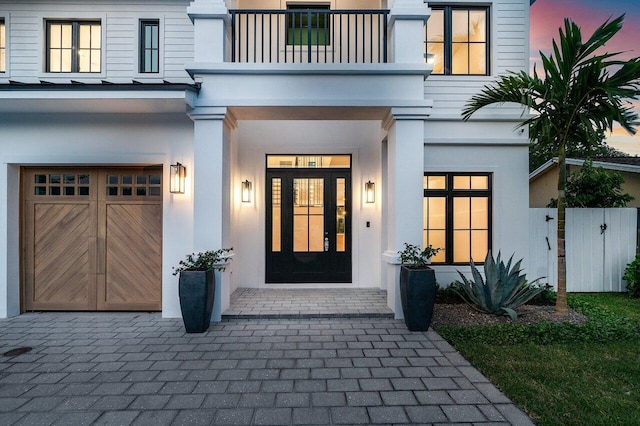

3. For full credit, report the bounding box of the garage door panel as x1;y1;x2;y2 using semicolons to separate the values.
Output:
28;203;93;310
100;204;162;310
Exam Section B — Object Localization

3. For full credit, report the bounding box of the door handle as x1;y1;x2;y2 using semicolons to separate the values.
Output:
324;237;329;252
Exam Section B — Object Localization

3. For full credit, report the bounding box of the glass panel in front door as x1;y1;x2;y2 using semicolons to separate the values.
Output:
293;178;324;252
336;178;346;252
272;178;281;252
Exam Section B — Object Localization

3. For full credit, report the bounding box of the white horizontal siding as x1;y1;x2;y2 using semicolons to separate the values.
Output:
0;1;193;82
425;0;529;120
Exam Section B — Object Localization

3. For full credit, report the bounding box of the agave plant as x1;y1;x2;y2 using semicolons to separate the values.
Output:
453;251;546;320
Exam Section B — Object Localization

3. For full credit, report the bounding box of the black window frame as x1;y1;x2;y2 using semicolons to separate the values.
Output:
425;5;490;76
139;19;160;73
285;4;331;47
46;20;101;73
423;172;492;265
0;18;6;73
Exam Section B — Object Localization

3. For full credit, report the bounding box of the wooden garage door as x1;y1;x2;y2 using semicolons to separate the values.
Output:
23;167;162;311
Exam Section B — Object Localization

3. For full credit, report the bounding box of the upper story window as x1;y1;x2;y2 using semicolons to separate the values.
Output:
0;19;5;72
140;20;159;73
46;20;101;73
286;4;330;46
423;173;492;264
426;6;489;75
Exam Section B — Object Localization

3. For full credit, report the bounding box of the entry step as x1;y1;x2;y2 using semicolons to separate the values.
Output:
224;288;394;319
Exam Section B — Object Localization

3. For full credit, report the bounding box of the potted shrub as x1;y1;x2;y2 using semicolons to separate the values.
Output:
398;243;441;331
173;248;232;333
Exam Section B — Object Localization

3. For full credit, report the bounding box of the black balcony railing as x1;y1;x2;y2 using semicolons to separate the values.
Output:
230;9;389;64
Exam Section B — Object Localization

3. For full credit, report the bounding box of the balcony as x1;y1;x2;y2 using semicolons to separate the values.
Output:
230;9;389;64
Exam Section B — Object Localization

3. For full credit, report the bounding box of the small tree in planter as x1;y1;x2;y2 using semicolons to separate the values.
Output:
399;243;441;331
173;248;232;333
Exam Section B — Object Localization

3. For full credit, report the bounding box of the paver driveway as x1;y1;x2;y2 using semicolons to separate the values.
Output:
0;313;533;425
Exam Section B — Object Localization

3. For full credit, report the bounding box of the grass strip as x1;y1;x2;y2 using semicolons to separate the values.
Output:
435;293;640;425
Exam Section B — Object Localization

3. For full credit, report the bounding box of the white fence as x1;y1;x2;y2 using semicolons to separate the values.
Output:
529;208;637;292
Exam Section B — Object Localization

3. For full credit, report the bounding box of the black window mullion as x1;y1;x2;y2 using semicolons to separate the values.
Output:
71;22;78;73
444;6;452;75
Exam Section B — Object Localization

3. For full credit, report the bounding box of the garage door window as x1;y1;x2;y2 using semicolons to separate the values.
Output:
34;173;90;196
107;173;162;197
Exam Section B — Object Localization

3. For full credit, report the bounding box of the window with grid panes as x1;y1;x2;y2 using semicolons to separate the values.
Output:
46;20;101;73
423;173;491;264
140;20;159;73
286;4;330;46
425;6;489;75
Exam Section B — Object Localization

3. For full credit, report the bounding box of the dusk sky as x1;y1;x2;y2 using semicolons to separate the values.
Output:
530;0;640;155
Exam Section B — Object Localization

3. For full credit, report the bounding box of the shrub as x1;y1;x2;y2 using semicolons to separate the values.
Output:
398;243;441;267
453;251;546;319
173;248;233;275
528;284;556;306
435;282;466;304
622;253;640;298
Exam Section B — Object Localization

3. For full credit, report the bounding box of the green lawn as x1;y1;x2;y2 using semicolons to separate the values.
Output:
435;293;640;426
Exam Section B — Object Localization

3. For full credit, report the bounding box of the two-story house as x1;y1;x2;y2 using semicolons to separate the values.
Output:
0;0;530;320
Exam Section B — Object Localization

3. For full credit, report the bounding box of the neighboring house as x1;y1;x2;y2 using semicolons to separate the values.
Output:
530;157;640;208
0;0;531;320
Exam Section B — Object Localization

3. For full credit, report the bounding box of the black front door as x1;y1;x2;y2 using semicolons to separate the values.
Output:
266;169;351;283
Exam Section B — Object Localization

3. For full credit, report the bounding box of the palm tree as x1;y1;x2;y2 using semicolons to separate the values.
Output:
461;15;640;314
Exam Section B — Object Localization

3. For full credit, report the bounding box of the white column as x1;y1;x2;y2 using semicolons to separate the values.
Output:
187;0;229;63
382;108;429;318
189;107;235;321
388;0;430;63
0;164;20;318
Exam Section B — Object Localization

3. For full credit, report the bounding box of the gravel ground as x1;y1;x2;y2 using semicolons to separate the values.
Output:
431;303;588;328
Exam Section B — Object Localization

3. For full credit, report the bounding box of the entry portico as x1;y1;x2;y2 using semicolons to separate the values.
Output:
186;0;431;318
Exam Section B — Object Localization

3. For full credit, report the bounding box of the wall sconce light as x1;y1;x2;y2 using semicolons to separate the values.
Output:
365;180;375;203
241;180;252;203
170;162;186;194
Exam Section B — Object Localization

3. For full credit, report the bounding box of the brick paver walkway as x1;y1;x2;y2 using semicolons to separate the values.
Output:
0;313;533;425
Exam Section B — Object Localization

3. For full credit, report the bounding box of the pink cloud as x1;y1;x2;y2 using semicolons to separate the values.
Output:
531;0;639;61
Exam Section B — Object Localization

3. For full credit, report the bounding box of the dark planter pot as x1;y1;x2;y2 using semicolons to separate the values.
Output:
178;270;215;333
400;265;436;331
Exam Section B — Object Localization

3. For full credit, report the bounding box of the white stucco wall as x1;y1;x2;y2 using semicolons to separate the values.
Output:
424;120;530;285
0;112;194;318
233;120;383;289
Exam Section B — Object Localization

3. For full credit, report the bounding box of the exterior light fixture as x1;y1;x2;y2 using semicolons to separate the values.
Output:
365;180;375;203
170;162;186;194
242;180;252;203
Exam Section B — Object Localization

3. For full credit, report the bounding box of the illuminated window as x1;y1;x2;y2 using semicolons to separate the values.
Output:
140;20;159;73
425;6;488;75
423;173;491;264
286;4;330;46
46;20;101;73
0;19;5;72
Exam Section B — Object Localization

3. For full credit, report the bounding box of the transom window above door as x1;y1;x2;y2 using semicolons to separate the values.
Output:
267;155;351;169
